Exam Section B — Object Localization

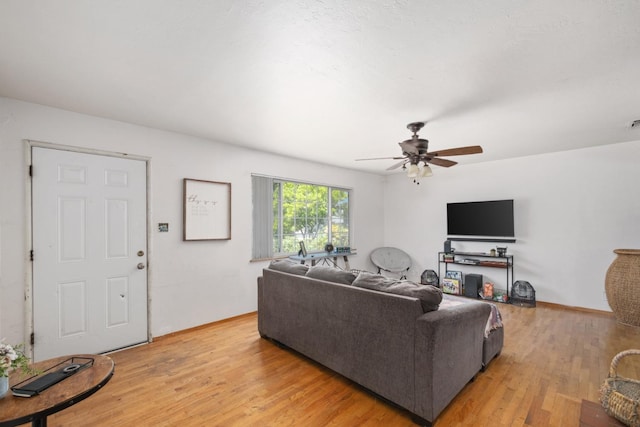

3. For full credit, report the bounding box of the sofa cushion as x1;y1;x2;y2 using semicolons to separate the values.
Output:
305;265;357;285
268;259;309;275
352;271;443;312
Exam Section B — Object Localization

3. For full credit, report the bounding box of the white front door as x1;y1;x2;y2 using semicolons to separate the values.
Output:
32;147;148;361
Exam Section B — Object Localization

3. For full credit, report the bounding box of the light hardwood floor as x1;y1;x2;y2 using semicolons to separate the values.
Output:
49;303;640;426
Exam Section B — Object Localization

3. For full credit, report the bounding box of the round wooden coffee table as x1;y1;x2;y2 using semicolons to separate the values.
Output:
0;354;114;427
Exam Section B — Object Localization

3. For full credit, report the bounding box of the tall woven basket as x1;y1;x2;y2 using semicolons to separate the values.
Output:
605;249;640;327
600;349;640;427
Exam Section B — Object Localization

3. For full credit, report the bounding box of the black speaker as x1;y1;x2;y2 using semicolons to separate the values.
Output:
464;274;483;298
444;240;451;253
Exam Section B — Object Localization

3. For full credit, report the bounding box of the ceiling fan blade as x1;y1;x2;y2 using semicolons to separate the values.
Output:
427;157;458;167
355;156;405;161
427;145;483;157
387;160;407;170
398;141;419;155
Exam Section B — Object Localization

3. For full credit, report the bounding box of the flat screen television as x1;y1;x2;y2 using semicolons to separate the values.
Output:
447;199;514;238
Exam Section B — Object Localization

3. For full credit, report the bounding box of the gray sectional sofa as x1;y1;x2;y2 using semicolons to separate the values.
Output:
257;261;503;426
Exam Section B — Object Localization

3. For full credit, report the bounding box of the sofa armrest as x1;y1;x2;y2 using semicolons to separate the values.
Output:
413;301;491;421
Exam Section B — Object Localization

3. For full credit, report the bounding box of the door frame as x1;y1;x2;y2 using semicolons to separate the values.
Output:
24;139;153;357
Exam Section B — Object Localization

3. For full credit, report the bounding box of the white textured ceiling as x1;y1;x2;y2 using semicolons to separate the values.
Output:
1;1;640;173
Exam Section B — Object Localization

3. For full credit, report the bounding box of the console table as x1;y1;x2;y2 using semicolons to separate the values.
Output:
438;251;514;301
289;251;355;270
0;354;114;427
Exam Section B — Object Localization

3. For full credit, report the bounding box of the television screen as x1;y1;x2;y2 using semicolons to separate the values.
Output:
447;199;514;237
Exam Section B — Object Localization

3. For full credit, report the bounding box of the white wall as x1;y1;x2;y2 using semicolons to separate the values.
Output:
3;97;636;347
0;97;385;344
383;139;640;311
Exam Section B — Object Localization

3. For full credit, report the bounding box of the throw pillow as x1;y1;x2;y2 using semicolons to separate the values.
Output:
305;265;357;285
268;259;309;276
352;271;443;312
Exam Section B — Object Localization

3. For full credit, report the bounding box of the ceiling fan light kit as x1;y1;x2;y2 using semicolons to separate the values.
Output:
420;164;433;177
408;162;434;185
407;163;420;178
356;121;483;184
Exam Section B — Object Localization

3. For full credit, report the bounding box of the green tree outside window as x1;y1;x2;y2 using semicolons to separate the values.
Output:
272;181;350;255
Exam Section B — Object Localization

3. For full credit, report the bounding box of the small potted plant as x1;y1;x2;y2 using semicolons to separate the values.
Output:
0;340;31;398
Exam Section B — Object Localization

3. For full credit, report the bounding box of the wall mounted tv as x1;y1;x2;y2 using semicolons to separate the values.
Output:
447;199;515;241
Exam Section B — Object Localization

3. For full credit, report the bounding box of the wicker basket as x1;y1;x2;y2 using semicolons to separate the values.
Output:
600;349;640;426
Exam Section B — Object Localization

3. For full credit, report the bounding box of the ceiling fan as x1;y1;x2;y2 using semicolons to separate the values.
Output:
356;122;483;182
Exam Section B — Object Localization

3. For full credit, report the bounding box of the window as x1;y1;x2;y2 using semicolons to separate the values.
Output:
252;175;351;259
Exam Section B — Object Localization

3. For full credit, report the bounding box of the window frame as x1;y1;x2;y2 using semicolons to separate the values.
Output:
251;175;352;259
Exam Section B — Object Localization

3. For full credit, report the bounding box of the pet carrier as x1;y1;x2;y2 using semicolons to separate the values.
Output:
420;269;439;286
511;280;536;307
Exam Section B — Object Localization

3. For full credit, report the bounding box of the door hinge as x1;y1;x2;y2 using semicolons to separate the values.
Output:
29;165;33;177
30;332;35;345
30;250;34;261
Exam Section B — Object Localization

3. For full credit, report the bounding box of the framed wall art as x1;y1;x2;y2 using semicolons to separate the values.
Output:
298;241;307;257
183;178;231;241
445;270;462;281
442;278;461;295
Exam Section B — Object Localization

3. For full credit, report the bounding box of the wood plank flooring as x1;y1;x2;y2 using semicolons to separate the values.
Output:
48;303;640;426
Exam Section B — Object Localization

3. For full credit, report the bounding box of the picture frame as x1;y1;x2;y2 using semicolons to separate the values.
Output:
298;241;307;257
442;278;461;295
445;270;462;281
183;178;231;241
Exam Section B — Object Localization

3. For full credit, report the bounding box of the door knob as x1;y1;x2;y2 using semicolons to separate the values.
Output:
137;263;146;270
